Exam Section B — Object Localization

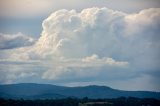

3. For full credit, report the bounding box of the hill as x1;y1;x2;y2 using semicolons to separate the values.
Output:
0;83;159;99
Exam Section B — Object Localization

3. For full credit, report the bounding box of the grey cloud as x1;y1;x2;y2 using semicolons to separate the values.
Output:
0;32;35;49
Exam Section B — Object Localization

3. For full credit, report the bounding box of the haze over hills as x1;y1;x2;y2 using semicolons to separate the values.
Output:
0;83;159;100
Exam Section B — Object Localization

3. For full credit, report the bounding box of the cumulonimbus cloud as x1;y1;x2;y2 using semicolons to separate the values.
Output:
35;7;160;61
33;7;160;81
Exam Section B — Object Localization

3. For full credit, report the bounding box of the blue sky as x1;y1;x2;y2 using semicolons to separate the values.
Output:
0;0;160;91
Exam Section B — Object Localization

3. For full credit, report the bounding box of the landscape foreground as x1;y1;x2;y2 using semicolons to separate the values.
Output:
0;97;160;106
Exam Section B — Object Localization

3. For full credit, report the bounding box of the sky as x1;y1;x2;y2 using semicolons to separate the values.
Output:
0;0;160;91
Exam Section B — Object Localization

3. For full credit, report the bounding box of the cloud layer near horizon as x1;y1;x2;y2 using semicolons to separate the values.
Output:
0;7;160;91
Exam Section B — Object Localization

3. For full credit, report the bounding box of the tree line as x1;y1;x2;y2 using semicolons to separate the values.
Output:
0;97;160;106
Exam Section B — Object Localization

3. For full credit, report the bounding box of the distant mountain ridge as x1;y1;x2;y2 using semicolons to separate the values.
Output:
0;83;159;99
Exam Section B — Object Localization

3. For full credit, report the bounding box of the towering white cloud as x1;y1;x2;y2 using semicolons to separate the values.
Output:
35;7;160;61
35;8;125;58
